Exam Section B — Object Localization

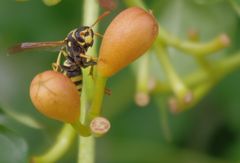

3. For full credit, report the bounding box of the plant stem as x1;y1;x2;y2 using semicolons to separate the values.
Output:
215;52;240;76
87;72;107;122
78;136;95;163
78;0;99;163
71;121;91;137
152;52;240;94
123;0;146;8
158;29;230;56
154;96;172;142
189;81;213;108
32;124;76;163
78;91;95;163
82;0;100;101
154;43;192;107
134;54;150;106
125;0;230;57
136;54;149;94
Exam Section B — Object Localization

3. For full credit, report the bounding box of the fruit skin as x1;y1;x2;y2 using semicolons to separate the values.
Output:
30;70;80;123
97;7;159;77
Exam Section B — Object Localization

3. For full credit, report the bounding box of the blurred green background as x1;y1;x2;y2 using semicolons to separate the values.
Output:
0;0;240;163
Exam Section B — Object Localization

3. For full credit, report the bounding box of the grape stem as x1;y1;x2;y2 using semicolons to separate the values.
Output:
78;0;100;163
32;124;76;163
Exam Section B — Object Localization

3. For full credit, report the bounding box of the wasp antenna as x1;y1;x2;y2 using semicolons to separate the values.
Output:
91;11;111;28
94;32;104;38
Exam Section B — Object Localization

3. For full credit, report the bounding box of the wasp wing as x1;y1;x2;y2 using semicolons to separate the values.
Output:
8;41;65;54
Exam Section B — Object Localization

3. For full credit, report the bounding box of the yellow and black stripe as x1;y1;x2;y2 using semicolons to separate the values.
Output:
61;59;83;93
62;70;83;93
70;75;82;92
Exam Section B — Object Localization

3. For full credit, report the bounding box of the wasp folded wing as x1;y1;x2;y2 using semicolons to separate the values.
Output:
8;41;65;54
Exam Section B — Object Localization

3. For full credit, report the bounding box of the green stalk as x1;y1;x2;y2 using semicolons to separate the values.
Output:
79;92;95;163
125;0;230;57
158;30;230;56
152;52;240;94
136;54;149;93
154;96;172;142
215;52;240;76
189;81;213;108
78;0;99;163
78;136;95;163
82;0;100;101
71;121;91;137
32;124;76;163
87;72;107;122
154;43;193;107
135;54;150;106
123;0;146;8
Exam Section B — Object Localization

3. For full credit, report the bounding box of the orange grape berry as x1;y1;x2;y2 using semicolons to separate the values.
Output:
97;7;159;77
30;70;80;123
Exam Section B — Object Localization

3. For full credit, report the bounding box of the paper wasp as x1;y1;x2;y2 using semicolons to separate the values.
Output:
9;11;110;92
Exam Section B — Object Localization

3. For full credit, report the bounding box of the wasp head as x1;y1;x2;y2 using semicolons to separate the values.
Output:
74;26;94;50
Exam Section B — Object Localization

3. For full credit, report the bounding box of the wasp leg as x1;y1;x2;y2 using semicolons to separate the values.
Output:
80;54;97;62
79;53;98;77
89;65;94;77
104;88;111;95
81;60;97;68
80;54;97;76
81;60;97;77
52;49;68;72
52;52;62;72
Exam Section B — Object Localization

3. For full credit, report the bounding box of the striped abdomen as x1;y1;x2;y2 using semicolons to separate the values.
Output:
61;60;83;93
63;70;83;93
70;74;82;92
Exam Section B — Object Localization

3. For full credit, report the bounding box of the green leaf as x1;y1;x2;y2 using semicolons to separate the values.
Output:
0;125;28;163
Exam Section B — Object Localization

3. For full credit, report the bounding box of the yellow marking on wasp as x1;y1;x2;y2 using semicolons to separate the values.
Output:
65;50;70;57
63;60;71;67
68;41;72;47
80;54;97;62
71;75;82;82
85;36;92;44
71;29;77;40
72;30;86;46
76;84;82;90
77;41;85;46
